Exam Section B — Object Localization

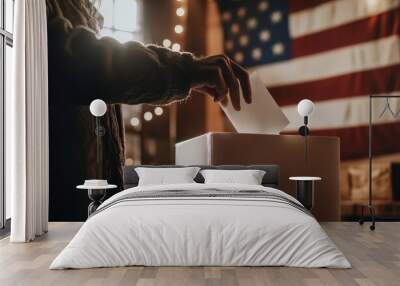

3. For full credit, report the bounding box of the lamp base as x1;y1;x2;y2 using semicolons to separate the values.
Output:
298;126;309;136
87;189;107;217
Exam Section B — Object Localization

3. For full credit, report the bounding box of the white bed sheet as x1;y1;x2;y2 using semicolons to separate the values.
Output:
50;183;351;269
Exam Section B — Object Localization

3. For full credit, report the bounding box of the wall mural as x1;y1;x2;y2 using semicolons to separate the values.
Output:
46;0;400;221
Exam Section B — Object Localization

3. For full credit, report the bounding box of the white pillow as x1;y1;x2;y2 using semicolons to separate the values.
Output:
135;167;200;186
200;169;266;185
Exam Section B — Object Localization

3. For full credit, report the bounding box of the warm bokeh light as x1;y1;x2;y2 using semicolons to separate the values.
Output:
172;43;181;51
176;7;185;16
130;117;140;127
154;107;164;116
174;25;184;34
144;111;153;121
162;39;172;48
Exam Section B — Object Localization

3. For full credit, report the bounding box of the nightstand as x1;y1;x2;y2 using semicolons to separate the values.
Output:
77;182;117;217
289;177;322;210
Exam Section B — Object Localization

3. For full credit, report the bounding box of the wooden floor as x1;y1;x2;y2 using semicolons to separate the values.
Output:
0;222;399;286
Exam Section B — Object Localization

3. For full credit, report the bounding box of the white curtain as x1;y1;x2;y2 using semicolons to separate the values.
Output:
7;0;49;242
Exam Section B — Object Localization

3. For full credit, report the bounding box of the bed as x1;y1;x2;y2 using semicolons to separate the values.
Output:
50;165;350;269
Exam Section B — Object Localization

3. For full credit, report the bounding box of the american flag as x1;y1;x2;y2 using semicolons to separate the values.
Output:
217;0;400;160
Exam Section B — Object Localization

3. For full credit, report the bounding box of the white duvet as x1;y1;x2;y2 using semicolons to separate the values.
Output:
50;183;351;269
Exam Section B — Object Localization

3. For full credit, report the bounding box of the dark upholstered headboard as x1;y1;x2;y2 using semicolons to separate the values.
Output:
123;165;280;190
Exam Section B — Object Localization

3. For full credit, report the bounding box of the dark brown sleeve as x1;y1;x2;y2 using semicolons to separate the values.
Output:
48;17;196;106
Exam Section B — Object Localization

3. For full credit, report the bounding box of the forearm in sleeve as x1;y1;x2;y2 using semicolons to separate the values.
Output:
48;17;196;105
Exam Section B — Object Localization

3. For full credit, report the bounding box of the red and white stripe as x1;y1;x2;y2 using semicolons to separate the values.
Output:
255;0;400;160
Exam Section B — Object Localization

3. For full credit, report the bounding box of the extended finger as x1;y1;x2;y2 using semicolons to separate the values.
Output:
230;60;252;104
215;56;241;111
220;95;229;106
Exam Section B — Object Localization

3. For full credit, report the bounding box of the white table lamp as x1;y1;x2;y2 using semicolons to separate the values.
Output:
89;99;107;178
298;99;314;135
297;99;315;162
90;99;107;117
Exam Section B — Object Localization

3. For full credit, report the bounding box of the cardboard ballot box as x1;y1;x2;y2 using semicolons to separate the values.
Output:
176;132;340;221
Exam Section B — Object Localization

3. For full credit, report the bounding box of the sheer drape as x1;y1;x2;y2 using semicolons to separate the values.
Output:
7;0;49;242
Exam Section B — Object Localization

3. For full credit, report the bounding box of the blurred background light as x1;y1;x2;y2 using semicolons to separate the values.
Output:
172;43;181;51
130;117;140;127
144;111;153;121
154;107;164;116
162;39;172;48
174;25;184;34
176;7;185;16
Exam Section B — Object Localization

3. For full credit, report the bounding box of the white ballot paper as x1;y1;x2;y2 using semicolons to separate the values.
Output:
220;72;289;135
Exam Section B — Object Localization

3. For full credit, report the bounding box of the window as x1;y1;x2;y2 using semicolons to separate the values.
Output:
0;0;14;230
98;0;142;43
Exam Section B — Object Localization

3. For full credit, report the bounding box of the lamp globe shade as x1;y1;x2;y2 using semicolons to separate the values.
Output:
90;99;107;117
297;99;315;117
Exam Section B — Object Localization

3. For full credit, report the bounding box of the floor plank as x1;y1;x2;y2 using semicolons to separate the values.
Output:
0;222;399;286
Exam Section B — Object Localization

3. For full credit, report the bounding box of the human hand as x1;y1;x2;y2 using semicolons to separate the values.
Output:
190;55;252;111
